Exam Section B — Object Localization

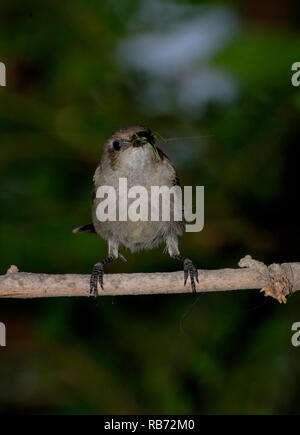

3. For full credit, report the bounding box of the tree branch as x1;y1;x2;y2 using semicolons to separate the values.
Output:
1;256;299;303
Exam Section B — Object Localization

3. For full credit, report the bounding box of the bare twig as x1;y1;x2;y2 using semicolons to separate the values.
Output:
0;256;299;302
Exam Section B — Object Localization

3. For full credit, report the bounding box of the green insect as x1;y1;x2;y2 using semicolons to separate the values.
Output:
133;131;162;161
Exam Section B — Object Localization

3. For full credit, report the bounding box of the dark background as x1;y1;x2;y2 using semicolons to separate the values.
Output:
1;0;300;414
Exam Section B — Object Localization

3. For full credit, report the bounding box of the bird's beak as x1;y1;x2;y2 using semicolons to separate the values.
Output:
132;138;147;148
131;134;149;148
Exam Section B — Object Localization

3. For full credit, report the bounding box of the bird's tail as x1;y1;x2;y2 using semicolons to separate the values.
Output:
72;223;96;234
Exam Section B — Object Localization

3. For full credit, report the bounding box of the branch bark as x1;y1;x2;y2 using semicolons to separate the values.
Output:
1;256;299;303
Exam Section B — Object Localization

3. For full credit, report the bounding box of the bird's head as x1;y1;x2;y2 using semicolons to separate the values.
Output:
102;126;161;170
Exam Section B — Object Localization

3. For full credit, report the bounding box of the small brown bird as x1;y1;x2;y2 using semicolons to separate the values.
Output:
73;125;198;297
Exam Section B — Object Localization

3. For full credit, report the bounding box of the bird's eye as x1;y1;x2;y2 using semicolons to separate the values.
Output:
113;140;122;151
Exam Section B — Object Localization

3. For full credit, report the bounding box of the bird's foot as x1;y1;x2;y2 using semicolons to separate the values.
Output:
183;259;199;294
90;262;104;298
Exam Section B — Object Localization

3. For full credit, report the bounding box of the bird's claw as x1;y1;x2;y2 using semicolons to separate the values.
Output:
183;259;199;294
90;262;104;298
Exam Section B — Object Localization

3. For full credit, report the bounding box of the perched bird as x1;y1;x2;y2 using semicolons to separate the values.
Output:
73;125;198;297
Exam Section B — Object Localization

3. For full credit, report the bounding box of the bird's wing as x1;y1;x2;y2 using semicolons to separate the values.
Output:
156;146;185;228
156;146;181;186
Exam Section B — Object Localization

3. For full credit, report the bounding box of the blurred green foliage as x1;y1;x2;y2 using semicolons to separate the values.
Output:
1;0;300;414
